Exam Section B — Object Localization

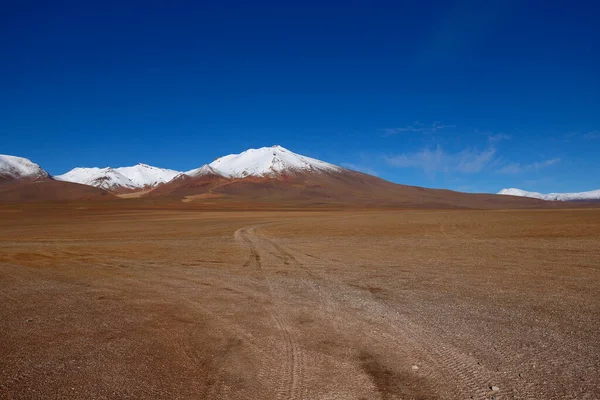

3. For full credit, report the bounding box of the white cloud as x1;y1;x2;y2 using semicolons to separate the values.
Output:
497;158;561;174
384;145;495;174
456;148;496;173
383;121;455;136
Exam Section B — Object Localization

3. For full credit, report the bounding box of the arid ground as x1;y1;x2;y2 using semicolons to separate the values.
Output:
1;206;599;399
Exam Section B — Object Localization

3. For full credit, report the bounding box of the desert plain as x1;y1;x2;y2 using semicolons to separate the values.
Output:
1;205;599;399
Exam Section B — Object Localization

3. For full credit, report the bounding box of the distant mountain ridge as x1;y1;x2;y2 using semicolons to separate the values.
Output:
0;147;593;208
56;164;180;192
148;146;556;209
57;146;344;192
498;188;600;201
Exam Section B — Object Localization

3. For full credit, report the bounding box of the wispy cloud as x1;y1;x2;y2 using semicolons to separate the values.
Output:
488;133;511;143
564;130;599;141
584;130;600;140
383;121;455;136
456;148;497;173
340;162;379;176
383;145;496;174
496;158;561;174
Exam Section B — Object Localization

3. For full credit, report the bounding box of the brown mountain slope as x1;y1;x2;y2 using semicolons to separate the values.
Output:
0;179;117;202
148;172;223;197
0;171;50;186
146;169;553;209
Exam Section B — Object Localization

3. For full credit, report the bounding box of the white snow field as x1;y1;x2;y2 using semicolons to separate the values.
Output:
56;164;180;190
498;188;600;201
204;145;342;178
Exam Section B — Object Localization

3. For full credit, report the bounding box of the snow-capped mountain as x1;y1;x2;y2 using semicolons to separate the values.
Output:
56;167;138;191
55;146;339;191
498;188;600;201
56;164;180;192
111;164;180;187
0;149;558;208
187;145;342;178
0;154;49;182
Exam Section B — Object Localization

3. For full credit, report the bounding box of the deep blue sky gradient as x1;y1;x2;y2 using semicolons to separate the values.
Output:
2;0;599;193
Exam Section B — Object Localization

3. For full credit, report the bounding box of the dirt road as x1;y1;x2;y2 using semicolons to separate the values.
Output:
1;208;599;399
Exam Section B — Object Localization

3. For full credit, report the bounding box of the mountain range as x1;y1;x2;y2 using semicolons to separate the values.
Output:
54;145;343;191
498;188;600;202
1;147;598;207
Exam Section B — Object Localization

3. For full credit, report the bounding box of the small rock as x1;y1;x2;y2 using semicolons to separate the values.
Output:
490;385;500;391
411;365;419;370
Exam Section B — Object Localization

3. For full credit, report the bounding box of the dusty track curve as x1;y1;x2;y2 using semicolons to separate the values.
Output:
234;220;502;399
3;209;597;399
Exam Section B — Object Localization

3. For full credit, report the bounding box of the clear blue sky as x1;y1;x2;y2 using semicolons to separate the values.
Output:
2;0;598;193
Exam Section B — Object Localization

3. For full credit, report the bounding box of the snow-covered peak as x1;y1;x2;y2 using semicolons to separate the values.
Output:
115;164;180;187
207;145;342;178
56;167;137;190
185;164;221;178
56;164;181;190
0;154;49;181
498;188;600;201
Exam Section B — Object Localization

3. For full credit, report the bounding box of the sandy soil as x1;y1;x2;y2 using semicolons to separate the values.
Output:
0;207;598;399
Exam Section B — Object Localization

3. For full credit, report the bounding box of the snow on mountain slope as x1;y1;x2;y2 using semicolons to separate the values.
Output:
114;164;180;187
57;146;343;190
185;164;222;178
206;145;342;178
498;188;600;201
56;164;181;191
0;154;49;181
56;167;137;190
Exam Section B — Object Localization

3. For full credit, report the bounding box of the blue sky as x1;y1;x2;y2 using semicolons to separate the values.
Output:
1;0;598;193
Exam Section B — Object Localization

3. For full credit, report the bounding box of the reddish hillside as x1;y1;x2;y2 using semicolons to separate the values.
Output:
147;167;552;209
0;179;117;202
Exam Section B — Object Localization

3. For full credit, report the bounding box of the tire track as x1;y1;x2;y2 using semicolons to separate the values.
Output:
330;268;501;399
248;230;499;399
235;219;524;399
235;227;261;269
236;220;491;399
235;225;305;400
127;266;276;399
237;233;492;398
